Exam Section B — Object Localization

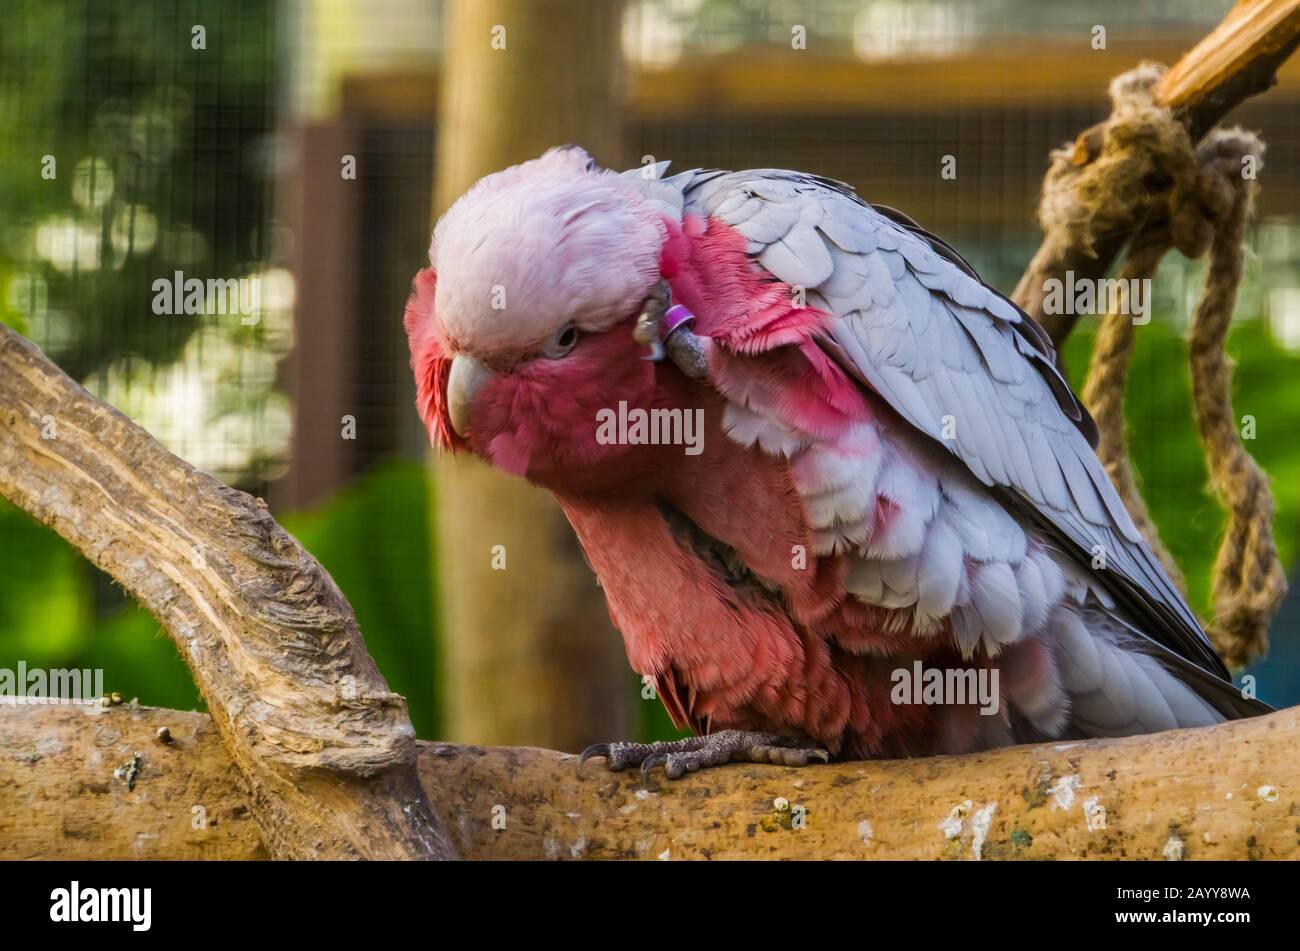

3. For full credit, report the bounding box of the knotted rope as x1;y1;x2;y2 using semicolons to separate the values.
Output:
1036;62;1286;668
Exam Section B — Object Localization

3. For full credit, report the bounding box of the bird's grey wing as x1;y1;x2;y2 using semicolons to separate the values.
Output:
679;168;1232;683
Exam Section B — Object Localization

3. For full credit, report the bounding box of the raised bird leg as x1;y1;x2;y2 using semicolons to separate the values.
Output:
632;278;711;378
579;729;830;783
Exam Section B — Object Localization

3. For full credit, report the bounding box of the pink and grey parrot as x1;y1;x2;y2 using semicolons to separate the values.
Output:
405;146;1266;779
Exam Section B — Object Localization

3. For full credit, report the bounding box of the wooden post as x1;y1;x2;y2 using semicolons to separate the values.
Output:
283;122;362;510
430;0;634;752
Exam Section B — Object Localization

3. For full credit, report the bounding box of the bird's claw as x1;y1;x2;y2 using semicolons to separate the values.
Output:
640;752;669;785
578;742;612;777
633;279;671;361
576;730;830;786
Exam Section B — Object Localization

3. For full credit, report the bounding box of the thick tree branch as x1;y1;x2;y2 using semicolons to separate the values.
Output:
4;703;1296;860
2;705;268;860
1013;0;1300;348
0;325;455;859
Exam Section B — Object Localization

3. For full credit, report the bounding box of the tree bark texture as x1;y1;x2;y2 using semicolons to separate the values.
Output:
5;703;1296;860
0;326;455;859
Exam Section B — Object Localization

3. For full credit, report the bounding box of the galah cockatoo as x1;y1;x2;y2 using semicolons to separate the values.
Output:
405;147;1266;779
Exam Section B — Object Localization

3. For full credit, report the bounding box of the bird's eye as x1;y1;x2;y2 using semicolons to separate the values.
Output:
543;323;580;359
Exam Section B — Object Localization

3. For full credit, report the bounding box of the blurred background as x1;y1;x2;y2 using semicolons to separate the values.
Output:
2;0;1299;751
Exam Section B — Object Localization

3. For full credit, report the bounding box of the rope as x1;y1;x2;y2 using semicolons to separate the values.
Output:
1080;229;1188;592
1037;63;1287;668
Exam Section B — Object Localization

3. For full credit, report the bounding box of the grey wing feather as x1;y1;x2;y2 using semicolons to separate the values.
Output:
673;167;1238;685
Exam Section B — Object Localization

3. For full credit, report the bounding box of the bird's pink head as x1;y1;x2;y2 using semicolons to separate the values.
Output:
404;146;670;487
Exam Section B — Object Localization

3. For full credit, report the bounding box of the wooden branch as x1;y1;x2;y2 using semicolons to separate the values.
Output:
5;703;1296;860
1161;0;1300;140
0;326;455;860
2;705;268;860
1013;0;1300;348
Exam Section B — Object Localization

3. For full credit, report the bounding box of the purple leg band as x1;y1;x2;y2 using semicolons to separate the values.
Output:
662;303;695;339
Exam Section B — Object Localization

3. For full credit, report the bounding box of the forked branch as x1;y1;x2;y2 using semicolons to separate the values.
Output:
0;325;455;859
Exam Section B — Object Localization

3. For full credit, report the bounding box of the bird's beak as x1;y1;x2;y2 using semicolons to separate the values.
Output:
446;354;495;437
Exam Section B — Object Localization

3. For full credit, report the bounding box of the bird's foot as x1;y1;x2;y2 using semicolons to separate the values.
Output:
579;729;829;783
